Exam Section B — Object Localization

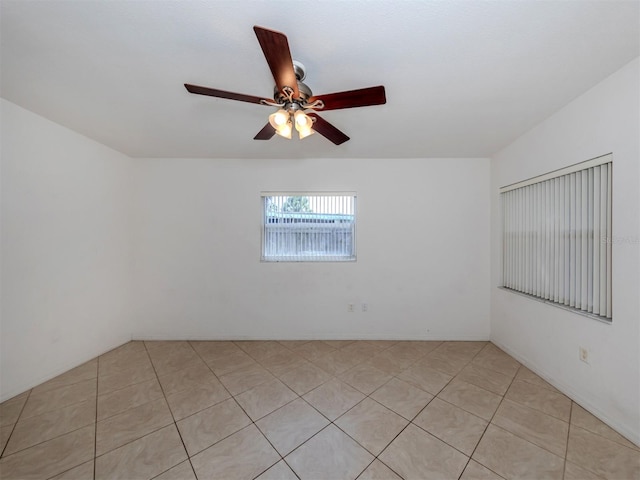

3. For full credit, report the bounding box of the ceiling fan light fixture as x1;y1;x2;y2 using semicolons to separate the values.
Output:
269;108;293;139
269;109;289;128
294;110;311;128
274;119;293;139
294;110;314;139
297;125;314;139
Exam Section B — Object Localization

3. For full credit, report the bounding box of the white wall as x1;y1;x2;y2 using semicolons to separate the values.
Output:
0;97;491;398
132;157;491;341
0;99;132;401
490;58;640;444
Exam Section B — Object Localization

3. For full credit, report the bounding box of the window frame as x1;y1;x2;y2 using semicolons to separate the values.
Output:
260;192;357;263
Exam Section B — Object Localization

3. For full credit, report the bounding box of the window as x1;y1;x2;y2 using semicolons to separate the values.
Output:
261;193;356;262
500;154;612;321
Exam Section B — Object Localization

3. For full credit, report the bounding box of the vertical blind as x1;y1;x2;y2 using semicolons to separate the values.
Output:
262;193;356;262
501;156;612;320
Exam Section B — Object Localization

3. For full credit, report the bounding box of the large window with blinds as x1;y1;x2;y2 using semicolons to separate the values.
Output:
500;154;612;321
261;193;356;262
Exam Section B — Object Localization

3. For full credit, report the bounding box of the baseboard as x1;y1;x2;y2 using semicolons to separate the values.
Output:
132;333;491;342
491;338;640;448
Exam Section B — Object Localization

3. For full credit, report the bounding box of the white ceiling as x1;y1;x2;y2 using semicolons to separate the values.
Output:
1;1;638;159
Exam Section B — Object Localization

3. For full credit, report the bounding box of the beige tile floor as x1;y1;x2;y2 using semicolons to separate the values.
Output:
1;340;639;479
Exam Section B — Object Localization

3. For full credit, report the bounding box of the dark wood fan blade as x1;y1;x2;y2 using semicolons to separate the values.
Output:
308;113;350;145
254;123;276;140
184;84;270;105
253;26;299;99
309;86;386;111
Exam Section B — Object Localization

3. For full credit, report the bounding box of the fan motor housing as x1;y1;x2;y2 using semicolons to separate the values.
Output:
292;61;306;81
273;81;312;103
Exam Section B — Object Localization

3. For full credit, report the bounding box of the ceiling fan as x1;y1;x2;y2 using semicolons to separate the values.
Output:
184;26;386;145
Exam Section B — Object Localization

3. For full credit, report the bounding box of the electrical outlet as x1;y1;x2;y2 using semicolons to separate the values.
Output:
361;303;368;312
579;346;590;364
347;303;355;313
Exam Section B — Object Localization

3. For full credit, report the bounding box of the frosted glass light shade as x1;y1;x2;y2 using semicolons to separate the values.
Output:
297;126;314;139
269;109;292;139
269;109;289;128
294;111;314;139
275;121;292;139
294;110;311;128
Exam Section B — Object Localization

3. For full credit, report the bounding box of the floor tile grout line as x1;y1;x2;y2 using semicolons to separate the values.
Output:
366;382;435;422
272;421;334;465
99;342;213;478
190;340;259;381
405;343;516;426
403;393;496;463
95;383;166;424
568;411;640;452
94;342;199;475
456;367;521;478
19;382;99;422
167;394;233;425
235;339;318;365
28;374;96;399
473;340;523;379
368;422;415;479
470;357;522;379
185;338;291;474
26;360;100;397
332;405;408;457
0;388;33;459
285;378;413;479
44;460;93;480
482;423;566;475
353;458;378;480
460;363;528;480
300;380;365;423
377;343;509;479
97;359;158;398
142;341;195;477
93;423;175;460
147;459;194;480
179;414;256;463
499;389;572;424
381;344;490;401
280;457;303;480
562;418;630;479
562;402;575;480
2;395;98;440
92;353;179;459
0;420;97;460
1;382;98;458
97;375;156;399
187;458;199;480
161;340;248;426
249;411;299;480
148;459;194;480
364;379;462;479
243;366;378;478
212;374;301;479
